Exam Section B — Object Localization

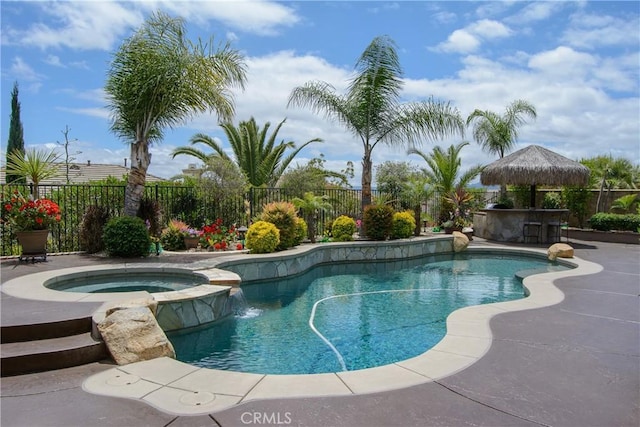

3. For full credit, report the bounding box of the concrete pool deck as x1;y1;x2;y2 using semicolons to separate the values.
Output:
1;238;639;426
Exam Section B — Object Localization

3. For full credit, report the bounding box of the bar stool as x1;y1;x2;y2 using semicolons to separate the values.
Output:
547;211;570;243
522;210;542;243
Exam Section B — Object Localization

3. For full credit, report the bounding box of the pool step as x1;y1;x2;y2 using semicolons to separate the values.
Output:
1;317;93;343
0;332;108;377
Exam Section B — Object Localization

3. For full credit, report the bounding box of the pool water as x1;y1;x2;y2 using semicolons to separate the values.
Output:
48;273;207;293
169;252;569;374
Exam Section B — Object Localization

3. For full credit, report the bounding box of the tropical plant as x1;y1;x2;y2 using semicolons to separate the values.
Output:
292;192;333;243
260;201;298;250
1;190;61;231
542;192;562;209
409;142;483;221
278;155;351;193
466;99;537;195
561;186;591;228
362;204;394;240
105;11;246;216
288;35;464;211
6;81;25;184
611;194;638;214
391;211;416;239
245;220;280;254
172;117;321;188
102;216;151;257
332;215;357;242
5;148;60;198
442;187;474;228
581;155;638;212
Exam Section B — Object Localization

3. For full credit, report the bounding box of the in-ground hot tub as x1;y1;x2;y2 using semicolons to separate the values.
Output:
42;267;242;332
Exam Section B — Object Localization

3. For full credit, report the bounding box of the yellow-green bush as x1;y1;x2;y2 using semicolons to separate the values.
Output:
260;201;297;250
294;217;307;245
391;211;416;239
332;215;357;241
245;221;280;254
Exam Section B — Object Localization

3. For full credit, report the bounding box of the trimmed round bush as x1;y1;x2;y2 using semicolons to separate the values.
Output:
391;211;416;239
363;204;394;240
332;215;357;242
294;217;308;245
260;201;298;250
245;221;280;254
160;227;186;251
102;216;151;258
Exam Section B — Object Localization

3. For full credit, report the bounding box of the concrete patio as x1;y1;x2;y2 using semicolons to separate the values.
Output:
1;238;638;427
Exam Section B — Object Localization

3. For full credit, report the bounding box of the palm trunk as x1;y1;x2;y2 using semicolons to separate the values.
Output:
124;140;151;217
361;149;373;212
596;175;606;213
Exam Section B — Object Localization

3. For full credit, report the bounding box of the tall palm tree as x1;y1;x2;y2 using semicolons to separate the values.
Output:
105;11;246;216
172;117;322;187
466;99;537;159
288;35;464;211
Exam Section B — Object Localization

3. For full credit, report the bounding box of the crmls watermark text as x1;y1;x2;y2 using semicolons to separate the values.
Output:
240;411;293;425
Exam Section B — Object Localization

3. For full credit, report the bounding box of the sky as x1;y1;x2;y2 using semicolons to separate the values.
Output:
1;0;639;187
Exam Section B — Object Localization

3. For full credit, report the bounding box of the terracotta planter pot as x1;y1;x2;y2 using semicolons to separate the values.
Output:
16;229;49;255
184;236;199;249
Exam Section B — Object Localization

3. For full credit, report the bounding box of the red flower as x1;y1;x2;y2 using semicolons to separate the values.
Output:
236;243;243;250
4;204;11;211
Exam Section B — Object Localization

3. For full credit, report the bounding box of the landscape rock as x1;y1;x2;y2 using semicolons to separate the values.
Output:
97;306;175;365
105;297;158;317
452;231;469;252
548;243;574;261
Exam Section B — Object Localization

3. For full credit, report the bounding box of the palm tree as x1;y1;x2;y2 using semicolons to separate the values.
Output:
172;117;322;187
466;99;537;159
408;142;484;222
582;155;637;212
105;11;246;216
409;142;483;195
292;192;333;243
5;148;60;198
288;35;464;212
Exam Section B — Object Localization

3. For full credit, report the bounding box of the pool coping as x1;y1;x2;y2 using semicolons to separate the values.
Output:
0;243;603;416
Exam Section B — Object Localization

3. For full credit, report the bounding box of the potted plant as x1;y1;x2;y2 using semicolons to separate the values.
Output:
1;190;61;258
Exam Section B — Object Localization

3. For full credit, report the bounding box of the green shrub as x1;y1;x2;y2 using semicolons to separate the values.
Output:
102;216;151;257
294;217;307;245
79;205;111;254
331;215;357;242
260;201;298;250
245;220;280;254
391;211;416;239
160;219;188;251
363;204;394;241
588;213;640;232
542;192;562;209
323;219;334;237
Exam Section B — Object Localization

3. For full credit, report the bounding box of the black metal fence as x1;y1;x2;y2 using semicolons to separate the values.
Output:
2;183;490;256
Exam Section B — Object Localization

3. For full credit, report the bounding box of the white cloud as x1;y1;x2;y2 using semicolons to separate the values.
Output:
4;2;143;50
507;2;564;24
44;55;64;67
9;57;44;83
3;1;299;51
562;12;640;49
434;19;512;54
528;46;597;79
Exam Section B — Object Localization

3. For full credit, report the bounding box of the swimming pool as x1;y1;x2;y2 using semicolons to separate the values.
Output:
169;252;569;374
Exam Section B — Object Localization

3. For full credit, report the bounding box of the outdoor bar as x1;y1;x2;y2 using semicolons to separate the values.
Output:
473;145;589;244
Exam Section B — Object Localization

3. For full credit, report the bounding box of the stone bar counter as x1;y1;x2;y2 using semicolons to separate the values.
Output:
473;209;568;243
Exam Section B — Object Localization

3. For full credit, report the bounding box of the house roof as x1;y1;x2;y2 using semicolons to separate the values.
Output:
0;162;165;185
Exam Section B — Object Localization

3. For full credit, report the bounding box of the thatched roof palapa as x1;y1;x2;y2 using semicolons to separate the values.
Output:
481;145;590;187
